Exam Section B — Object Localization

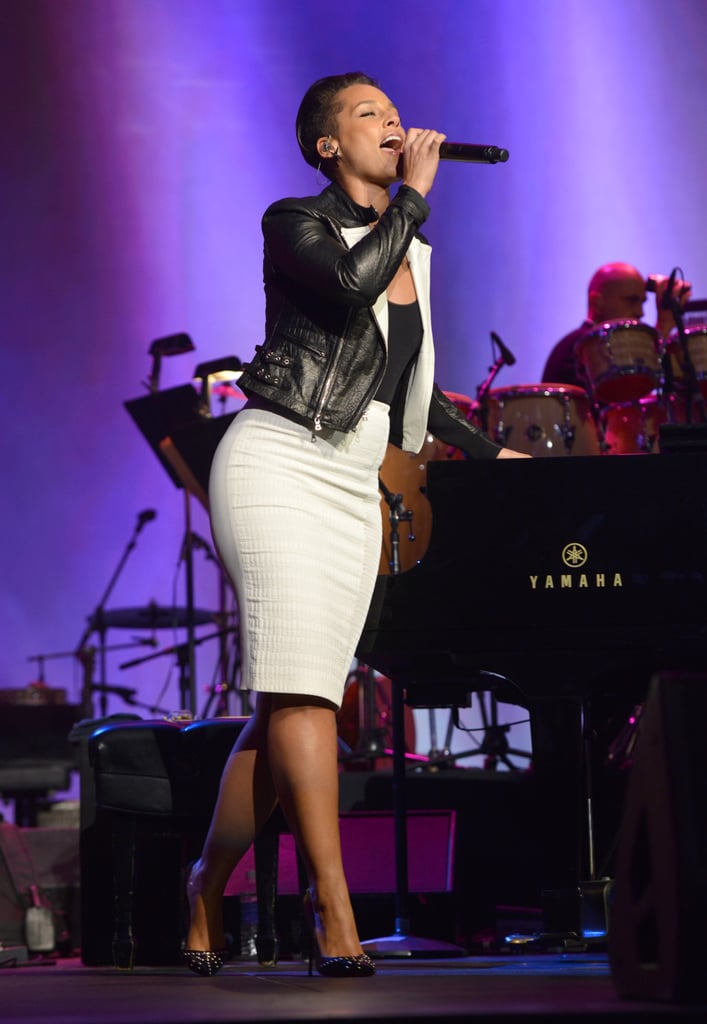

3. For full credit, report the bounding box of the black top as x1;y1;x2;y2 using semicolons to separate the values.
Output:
379;299;498;454
375;299;423;406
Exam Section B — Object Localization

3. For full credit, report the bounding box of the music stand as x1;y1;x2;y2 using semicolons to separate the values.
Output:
124;387;236;712
125;386;202;488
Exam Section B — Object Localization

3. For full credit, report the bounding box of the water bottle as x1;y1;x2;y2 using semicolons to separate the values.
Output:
239;869;258;960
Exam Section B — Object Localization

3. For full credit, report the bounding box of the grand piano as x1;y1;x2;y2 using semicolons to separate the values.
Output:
357;449;707;936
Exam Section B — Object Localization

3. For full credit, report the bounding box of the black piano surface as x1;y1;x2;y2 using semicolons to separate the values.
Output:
359;452;707;708
357;452;707;936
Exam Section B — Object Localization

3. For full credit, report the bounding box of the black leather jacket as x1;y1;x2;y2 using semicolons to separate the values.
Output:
238;181;500;458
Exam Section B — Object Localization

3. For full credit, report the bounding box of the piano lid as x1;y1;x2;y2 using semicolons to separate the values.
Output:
358;453;707;704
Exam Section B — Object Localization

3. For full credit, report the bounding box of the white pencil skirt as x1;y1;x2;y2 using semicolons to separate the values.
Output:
208;400;390;710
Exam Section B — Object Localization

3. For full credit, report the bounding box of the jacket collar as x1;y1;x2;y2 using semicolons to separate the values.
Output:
319;182;381;226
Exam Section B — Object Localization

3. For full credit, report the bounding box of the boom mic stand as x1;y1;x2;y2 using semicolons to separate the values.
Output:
666;290;706;424
187;531;244;719
74;510;156;717
180;498;198;714
360;672;467;957
378;475;414;576
29;639;162;717
420;679;532;772
119;627;234;714
89;682;170;717
475;349;506;435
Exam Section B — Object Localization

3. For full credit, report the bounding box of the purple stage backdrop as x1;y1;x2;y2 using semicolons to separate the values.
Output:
1;0;705;814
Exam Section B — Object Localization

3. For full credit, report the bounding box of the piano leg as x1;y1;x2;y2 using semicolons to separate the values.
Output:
529;696;584;938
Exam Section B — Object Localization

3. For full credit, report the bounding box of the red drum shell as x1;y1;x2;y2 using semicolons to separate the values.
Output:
576;320;661;403
601;392;696;454
601;397;667;455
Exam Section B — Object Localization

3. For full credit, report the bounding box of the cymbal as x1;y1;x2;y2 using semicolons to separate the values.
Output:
90;605;217;630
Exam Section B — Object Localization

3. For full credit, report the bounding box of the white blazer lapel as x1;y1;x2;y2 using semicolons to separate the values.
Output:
401;238;435;452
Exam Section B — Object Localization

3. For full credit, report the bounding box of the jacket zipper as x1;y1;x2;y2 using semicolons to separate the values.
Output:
311;309;353;434
313;315;387;435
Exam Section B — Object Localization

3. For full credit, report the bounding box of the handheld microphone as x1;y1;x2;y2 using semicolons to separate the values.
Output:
491;331;516;366
439;143;509;164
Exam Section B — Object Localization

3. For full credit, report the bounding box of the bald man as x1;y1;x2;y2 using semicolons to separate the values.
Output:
542;262;691;386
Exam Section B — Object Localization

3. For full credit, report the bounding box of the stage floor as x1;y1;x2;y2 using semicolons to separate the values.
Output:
1;953;704;1024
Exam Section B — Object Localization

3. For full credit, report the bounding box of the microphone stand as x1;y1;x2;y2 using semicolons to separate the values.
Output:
426;693;532;772
74;513;153;717
341;478;414;770
475;355;505;434
89;682;170;717
659;345;677;424
378;475;414;575
361;509;466;959
181;492;198;714
667;295;706;424
119;628;234;714
178;532;244;719
360;681;467;957
213;564;235;716
27;640;157;714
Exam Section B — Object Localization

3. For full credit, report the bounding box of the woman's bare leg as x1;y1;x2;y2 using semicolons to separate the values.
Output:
267;695;364;958
188;692;363;959
186;697;277;952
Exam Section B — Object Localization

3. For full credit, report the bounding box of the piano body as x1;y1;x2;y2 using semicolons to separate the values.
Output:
357;452;707;935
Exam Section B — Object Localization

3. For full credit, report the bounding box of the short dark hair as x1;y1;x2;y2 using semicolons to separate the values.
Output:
295;72;378;179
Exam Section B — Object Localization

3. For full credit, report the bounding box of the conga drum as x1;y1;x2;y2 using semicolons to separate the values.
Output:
601;396;667;455
601;392;693;454
575;319;661;403
482;383;601;457
664;324;707;398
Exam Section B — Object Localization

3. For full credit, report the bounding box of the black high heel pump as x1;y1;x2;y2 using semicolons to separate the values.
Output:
183;863;231;977
183;948;228;977
302;889;376;978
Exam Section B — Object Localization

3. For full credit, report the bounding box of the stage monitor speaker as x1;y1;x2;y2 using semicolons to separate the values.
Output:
609;671;707;1003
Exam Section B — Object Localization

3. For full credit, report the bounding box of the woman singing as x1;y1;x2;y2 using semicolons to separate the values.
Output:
184;71;527;980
